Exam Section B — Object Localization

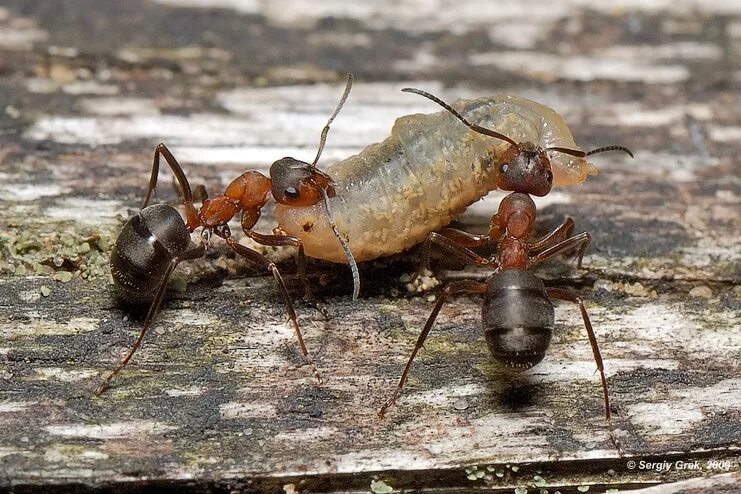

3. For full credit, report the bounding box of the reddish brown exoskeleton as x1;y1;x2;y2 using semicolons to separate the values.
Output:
97;75;356;395
379;88;633;452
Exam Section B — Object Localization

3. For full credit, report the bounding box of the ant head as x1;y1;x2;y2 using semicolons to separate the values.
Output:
270;157;336;207
401;87;554;196
496;141;553;197
401;87;634;193
270;73;352;208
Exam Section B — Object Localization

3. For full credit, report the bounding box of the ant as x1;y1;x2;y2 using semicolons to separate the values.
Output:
96;75;356;395
380;88;633;450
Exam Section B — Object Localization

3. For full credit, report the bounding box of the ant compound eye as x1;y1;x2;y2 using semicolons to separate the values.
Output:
500;163;509;174
546;170;553;183
284;187;300;199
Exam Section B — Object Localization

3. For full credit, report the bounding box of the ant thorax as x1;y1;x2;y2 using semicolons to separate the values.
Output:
194;171;271;230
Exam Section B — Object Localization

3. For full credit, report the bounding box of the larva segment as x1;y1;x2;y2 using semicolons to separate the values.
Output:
275;95;596;264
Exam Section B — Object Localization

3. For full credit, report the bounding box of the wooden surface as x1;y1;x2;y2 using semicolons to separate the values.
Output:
0;1;739;493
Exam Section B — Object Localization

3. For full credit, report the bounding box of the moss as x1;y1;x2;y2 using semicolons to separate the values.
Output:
417;334;465;355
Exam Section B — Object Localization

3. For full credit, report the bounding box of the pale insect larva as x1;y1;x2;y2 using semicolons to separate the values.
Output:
276;94;599;264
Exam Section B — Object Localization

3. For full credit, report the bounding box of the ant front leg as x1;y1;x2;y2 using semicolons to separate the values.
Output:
246;230;312;301
528;218;575;252
546;287;622;454
413;230;494;283
224;237;321;384
379;280;487;417
530;232;592;269
96;242;206;395
143;143;199;228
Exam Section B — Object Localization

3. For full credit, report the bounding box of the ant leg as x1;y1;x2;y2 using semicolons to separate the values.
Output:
546;288;610;418
95;242;206;395
530;232;592;269
193;184;209;203
437;227;492;248
414;231;493;283
546;287;622;454
173;182;208;205
224;237;321;383
143;143;199;228
529;218;575;252
143;143;194;207
487;213;504;242
379;280;487;417
245;231;312;301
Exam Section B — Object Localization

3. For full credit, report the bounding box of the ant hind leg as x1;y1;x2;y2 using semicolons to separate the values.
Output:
143;143;199;228
546;287;623;455
96;242;205;395
379;280;487;417
224;237;321;384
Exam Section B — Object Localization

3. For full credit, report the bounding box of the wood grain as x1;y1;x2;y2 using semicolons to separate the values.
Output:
0;0;738;492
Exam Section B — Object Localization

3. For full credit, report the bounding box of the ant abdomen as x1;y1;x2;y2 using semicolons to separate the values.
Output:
110;204;192;301
482;270;554;370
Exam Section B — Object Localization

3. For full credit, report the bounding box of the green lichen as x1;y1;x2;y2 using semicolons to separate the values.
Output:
0;228;114;280
465;465;485;480
418;334;462;355
54;271;74;283
370;479;393;493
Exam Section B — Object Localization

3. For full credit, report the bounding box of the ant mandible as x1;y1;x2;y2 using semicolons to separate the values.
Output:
96;75;356;395
380;88;633;448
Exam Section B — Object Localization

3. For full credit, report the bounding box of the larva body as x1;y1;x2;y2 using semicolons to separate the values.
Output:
276;95;597;263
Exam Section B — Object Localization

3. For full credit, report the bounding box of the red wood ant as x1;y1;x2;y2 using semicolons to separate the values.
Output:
379;88;633;449
96;75;357;395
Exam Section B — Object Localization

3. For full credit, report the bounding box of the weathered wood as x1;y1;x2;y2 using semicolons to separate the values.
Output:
0;1;739;493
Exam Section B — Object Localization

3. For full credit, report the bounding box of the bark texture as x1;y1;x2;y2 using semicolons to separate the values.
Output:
0;1;739;492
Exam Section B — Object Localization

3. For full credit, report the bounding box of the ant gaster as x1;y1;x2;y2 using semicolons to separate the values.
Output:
97;75;356;395
380;88;633;449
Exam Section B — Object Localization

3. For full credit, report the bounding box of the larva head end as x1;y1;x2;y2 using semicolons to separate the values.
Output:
270;157;336;207
496;142;553;197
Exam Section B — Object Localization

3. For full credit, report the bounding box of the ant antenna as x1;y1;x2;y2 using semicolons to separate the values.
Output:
401;87;519;148
320;187;360;300
547;145;634;159
311;73;354;167
586;145;634;158
305;73;359;299
403;87;635;162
